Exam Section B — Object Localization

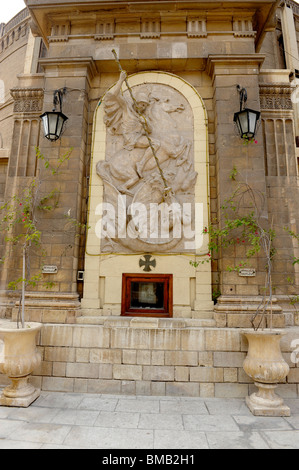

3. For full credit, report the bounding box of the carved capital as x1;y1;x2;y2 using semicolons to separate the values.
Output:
10;88;44;113
259;84;293;110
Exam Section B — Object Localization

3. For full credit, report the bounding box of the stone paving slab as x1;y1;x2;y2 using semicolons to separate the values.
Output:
0;391;298;449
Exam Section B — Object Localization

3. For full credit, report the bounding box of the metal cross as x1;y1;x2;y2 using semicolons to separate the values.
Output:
139;255;156;272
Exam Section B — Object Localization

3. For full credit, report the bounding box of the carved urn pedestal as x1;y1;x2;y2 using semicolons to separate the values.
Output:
242;329;290;417
0;322;42;407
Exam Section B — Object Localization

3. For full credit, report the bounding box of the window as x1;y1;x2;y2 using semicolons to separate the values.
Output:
121;273;173;317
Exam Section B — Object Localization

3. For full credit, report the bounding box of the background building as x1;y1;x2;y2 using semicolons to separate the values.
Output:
0;0;299;397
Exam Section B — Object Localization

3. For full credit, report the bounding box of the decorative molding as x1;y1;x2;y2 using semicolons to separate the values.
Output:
38;57;98;80
187;17;207;38
95;19;115;40
49;21;70;42
259;84;293;110
10;88;44;114
233;17;256;38
206;54;265;78
140;18;161;39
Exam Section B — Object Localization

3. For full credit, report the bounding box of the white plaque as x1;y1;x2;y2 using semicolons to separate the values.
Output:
42;265;58;274
239;268;256;277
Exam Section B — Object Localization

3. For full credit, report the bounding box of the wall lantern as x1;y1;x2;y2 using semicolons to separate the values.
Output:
40;88;68;142
233;85;260;140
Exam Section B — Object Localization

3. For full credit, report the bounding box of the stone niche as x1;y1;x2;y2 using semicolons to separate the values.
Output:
82;72;213;316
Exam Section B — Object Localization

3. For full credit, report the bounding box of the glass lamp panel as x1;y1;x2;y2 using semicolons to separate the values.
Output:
248;110;257;138
48;112;59;137
41;114;49;136
238;110;249;137
56;114;65;138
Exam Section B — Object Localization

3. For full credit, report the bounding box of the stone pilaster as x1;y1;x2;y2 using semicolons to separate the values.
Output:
206;54;274;325
35;57;97;296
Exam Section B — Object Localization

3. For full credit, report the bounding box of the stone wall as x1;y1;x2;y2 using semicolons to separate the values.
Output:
1;320;298;398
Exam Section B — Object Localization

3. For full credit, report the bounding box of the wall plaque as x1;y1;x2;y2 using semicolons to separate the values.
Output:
239;268;256;277
42;265;58;274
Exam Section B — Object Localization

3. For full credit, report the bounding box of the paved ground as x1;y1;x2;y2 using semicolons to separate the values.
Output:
0;391;299;450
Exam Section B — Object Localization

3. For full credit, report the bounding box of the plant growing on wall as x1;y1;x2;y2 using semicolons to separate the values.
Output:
191;166;278;330
0;147;84;328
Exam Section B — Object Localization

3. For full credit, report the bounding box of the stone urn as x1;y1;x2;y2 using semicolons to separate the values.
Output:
242;329;290;417
0;321;42;407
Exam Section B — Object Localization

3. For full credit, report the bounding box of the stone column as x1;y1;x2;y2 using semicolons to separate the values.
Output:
0;81;44;294
35;57;97;297
206;54;279;327
281;4;299;136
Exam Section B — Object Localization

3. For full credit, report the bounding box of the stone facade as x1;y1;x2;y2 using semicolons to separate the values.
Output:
0;0;299;397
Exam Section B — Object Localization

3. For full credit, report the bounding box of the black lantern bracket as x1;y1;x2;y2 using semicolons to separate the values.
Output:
53;87;67;113
40;87;68;142
233;84;261;142
236;84;247;112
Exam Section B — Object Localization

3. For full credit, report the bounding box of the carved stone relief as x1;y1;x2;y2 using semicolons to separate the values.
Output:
11;88;44;114
96;73;198;253
259;84;293;110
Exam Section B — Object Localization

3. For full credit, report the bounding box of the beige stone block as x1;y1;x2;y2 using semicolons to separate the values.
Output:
53;362;66;377
44;346;76;363
39;361;53;376
137;350;151;365
130;318;159;329
213;351;246;367
166;382;200;397
136;380;151;396
199;383;215;397
113;364;142;381
190;367;223;382
72;326;110;348
227;314;256;328
151;350;165;365
214;313;227;328
205;329;241;351
76;348;90;363
66;363;99;379
151;382;166;396
276;384;298;398
215;383;249;398
181;329;205;351
111;328;150;349
41;325;73;347
287;369;299;383
143;366;175;381
121;380;136;395
165;351;198;366
99;364;113;379
238;367;254;383
236;285;259;296
175;366;189;382
87;379;121;394
42;376;74;392
74;379;88;393
224;368;238;382
198;352;214;367
90;348;122;364
122;350;137;364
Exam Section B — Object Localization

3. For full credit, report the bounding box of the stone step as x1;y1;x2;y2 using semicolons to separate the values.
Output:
75;315;216;328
